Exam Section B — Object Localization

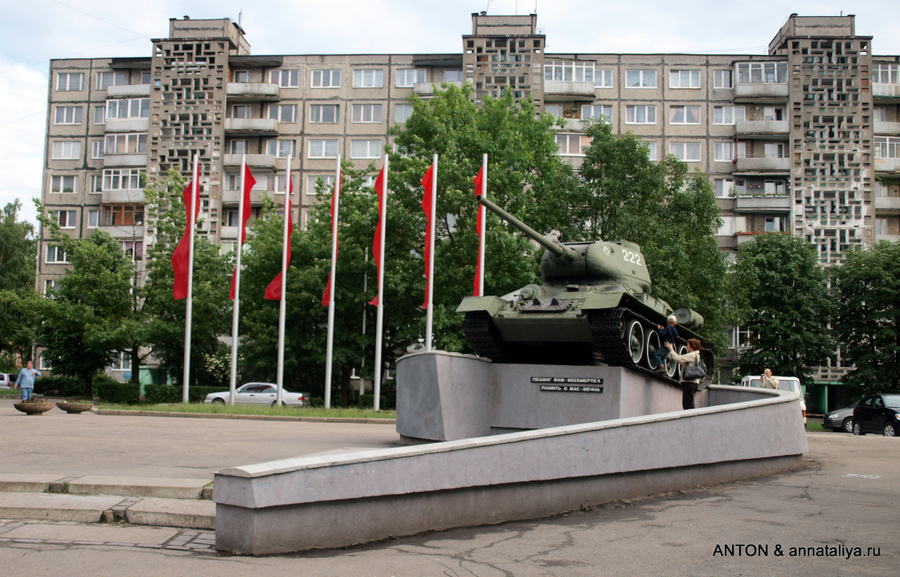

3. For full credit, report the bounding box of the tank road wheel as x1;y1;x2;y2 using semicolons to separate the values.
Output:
644;329;661;369
672;344;688;380
623;319;644;365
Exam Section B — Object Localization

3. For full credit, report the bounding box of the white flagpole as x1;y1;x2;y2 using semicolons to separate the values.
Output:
324;155;341;409
477;153;487;297
424;154;437;352
182;154;199;403
372;155;388;411
228;155;248;405
276;156;291;406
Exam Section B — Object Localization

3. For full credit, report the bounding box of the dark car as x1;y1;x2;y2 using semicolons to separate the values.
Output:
823;401;859;433
852;394;900;437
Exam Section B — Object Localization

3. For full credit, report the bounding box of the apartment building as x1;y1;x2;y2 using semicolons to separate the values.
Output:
39;12;900;390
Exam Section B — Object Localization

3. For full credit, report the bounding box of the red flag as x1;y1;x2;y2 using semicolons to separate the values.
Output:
172;180;199;300
420;163;435;310
472;166;485;297
322;174;342;307
265;179;294;300
369;166;386;306
230;164;257;300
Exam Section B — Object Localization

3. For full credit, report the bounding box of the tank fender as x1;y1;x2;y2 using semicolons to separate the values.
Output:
456;296;511;317
581;291;626;312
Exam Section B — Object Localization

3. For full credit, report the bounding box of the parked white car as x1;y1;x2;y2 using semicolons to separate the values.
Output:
741;375;806;424
204;382;310;407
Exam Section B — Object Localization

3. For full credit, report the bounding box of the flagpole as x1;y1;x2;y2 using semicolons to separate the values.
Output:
372;155;388;411
228;156;248;405
182;154;199;403
324;155;341;409
477;153;487;297
276;156;291;406
424;154;437;351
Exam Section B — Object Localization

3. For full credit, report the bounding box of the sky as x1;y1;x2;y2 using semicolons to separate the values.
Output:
2;0;898;228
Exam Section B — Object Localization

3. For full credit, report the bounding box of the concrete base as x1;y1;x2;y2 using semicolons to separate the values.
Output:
396;351;687;440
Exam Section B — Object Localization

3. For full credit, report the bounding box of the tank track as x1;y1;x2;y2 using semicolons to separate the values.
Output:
463;312;511;363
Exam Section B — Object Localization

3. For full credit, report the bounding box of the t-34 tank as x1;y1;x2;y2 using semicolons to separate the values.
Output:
457;195;714;383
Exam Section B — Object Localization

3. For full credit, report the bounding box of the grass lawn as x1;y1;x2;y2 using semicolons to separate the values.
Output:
97;402;395;420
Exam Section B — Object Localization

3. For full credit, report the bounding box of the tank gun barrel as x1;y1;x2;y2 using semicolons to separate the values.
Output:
476;195;577;262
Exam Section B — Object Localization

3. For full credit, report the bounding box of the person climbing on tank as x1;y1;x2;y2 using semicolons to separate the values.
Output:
651;314;679;371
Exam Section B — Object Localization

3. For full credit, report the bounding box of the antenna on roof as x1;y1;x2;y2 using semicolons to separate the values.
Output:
238;10;242;26
485;0;491;13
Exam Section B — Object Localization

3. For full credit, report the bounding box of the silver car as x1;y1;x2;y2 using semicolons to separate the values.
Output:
204;382;310;407
823;401;858;433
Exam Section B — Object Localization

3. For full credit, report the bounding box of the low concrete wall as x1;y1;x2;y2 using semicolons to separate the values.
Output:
214;385;807;555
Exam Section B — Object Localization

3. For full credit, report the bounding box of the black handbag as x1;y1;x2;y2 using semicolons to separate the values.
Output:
682;353;706;380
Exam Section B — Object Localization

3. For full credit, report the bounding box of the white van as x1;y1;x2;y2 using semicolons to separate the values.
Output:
740;375;806;424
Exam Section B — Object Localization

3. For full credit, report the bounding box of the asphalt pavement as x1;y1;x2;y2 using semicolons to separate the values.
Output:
0;398;897;576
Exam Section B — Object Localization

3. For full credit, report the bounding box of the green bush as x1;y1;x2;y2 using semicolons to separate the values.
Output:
358;394;395;410
33;375;84;397
143;385;182;404
96;382;141;404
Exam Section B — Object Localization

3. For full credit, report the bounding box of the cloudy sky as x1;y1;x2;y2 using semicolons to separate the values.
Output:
2;0;898;227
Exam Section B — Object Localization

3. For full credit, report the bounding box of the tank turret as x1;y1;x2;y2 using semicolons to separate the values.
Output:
458;195;713;383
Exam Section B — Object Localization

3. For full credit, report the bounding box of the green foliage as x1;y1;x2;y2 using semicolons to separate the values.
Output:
831;241;900;396
729;233;834;387
143;385;183;404
33;375;84;397
95;381;141;404
0;200;36;294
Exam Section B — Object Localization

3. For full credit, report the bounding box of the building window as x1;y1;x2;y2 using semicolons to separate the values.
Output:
53;210;77;228
311;69;341;88
57;72;84;91
270;69;299;87
874;108;887;122
669;142;701;162
92;140;104;159
713;105;745;125
352;104;383;123
764;180;786;195
544;60;594;83
89;174;103;193
309;139;339;158
762;106;784;121
595;69;614;88
232;105;252;119
266;140;295;158
625;70;656;88
353;69;384;88
556;134;584;156
88;209;99;228
109;351;133;371
873;64;900;84
736;62;787;84
100;204;144;226
764;143;788;158
874;137;900;158
544;105;564;118
714;142;746;162
230;140;248;154
396;69;426;87
54;106;83;125
225;210;240;227
443;69;463;82
106;98;149;119
46;245;69;263
582;105;612;123
669;105;701;124
713;69;733;89
268;104;297;122
104;134;147;155
669;70;700;88
875;218;888;235
395;103;413;123
874;181;888;197
714;179;734;197
764;217;786;232
731;326;754;349
625;105;657;124
52;141;81;160
309;104;339;123
351;139;382;159
643;141;658;161
102;169;144;191
96;71;126;89
94;106;106;125
50;175;77;193
233;70;252;83
307;174;336;195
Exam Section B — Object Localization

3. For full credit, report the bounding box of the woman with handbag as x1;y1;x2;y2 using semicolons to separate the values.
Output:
664;338;704;410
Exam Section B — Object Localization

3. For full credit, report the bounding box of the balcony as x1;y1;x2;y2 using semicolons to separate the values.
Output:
733;195;791;213
106;84;151;98
224;154;277;169
221;226;239;240
874;196;900;212
226;83;280;101
735;119;789;139
733;83;789;101
98;225;145;239
224;118;278;135
222;188;270;205
873;83;900;101
105;118;150;132
101;189;146;204
873;119;900;135
103;154;148;168
874;157;900;173
734;157;791;173
544;80;596;102
414;81;462;96
876;234;900;242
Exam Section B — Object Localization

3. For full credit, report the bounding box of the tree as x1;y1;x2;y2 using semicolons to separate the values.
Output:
729;233;834;387
572;121;729;346
831;241;900;396
0;200;36;294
